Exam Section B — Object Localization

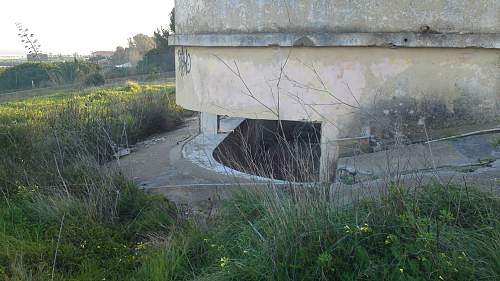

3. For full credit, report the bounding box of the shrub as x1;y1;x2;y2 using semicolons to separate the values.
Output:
125;80;141;92
0;61;102;92
83;73;105;87
136;48;175;75
0;62;52;91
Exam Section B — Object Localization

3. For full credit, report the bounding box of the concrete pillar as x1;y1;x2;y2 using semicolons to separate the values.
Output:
200;112;218;135
319;121;340;182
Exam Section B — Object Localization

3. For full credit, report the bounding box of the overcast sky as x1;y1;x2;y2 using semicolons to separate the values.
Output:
0;0;175;56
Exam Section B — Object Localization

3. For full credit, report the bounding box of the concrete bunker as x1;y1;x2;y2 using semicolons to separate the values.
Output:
171;0;500;182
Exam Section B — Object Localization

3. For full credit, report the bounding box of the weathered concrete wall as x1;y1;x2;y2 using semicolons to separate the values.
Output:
200;112;218;135
176;0;500;34
176;46;499;137
174;0;500;182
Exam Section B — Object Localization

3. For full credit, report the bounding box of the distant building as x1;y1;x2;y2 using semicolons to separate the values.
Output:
27;53;49;62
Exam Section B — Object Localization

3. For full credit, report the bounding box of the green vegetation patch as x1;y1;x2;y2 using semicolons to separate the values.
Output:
1;80;498;281
0;61;102;92
0;179;177;281
0;82;186;280
139;184;500;281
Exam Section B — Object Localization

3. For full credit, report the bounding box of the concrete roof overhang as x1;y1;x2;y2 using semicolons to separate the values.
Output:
169;32;500;49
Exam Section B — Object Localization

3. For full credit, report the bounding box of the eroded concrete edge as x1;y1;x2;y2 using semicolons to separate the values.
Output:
181;118;288;184
169;32;500;49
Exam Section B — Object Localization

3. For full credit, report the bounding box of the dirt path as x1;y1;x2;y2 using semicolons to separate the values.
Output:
115;117;198;186
115;118;500;217
113;117;254;217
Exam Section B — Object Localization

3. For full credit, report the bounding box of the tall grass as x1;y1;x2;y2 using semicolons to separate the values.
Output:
0;82;184;280
0;82;183;194
138;184;499;281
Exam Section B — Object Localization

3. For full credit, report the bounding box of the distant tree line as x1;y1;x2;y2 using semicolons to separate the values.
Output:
0;60;103;92
105;8;176;76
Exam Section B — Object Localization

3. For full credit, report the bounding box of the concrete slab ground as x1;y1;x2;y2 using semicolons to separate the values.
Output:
115;117;500;217
339;133;500;178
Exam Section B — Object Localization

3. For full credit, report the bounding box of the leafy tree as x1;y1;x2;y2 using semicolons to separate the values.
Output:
53;60;100;84
128;34;155;56
110;46;128;66
136;48;175;74
109;35;155;67
153;27;170;49
126;47;142;66
169;8;175;33
136;8;176;74
0;63;52;91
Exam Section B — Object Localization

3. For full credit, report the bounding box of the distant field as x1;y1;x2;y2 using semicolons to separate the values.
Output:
0;82;179;126
0;75;175;103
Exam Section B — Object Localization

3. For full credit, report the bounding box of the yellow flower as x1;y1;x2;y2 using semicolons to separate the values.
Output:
359;223;371;233
385;234;395;245
417;256;427;262
135;242;146;250
220;257;230;268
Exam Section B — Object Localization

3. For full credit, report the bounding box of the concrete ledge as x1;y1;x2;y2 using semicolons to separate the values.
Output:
169;32;500;49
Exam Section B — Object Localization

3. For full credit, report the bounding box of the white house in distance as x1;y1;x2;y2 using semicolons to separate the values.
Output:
170;0;500;182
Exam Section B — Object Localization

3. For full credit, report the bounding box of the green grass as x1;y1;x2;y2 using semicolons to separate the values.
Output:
0;181;177;280
0;76;175;103
0;81;185;192
0;81;185;280
145;184;499;281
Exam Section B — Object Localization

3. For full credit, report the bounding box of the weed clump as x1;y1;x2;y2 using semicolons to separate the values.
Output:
125;81;141;92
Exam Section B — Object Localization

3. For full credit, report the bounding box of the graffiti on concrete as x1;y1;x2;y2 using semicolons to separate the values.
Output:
177;47;192;76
